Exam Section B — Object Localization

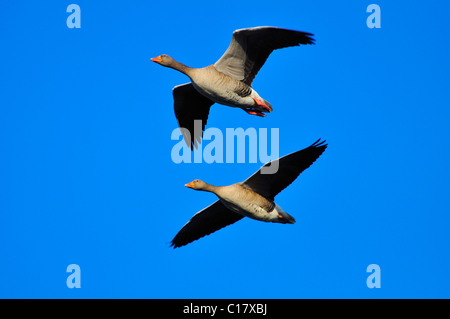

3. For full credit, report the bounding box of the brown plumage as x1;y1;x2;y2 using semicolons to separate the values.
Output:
170;139;327;248
151;26;315;149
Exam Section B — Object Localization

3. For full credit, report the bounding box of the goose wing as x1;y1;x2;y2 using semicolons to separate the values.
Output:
242;139;327;201
171;200;244;248
214;26;314;86
173;83;215;149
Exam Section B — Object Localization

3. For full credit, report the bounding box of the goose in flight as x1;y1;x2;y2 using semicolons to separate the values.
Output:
151;26;314;149
170;139;327;248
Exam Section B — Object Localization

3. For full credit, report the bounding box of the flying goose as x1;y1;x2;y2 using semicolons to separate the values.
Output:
151;26;315;149
170;139;327;248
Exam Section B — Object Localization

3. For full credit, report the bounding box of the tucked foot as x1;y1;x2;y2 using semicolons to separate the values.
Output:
243;108;266;117
253;97;272;112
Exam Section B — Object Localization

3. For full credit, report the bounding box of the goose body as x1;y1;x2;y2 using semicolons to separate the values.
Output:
170;139;327;248
189;66;269;111
151;26;315;149
213;183;282;223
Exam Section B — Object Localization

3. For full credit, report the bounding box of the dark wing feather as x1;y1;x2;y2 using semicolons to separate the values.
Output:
170;200;244;248
214;26;315;86
173;83;215;150
242;139;327;201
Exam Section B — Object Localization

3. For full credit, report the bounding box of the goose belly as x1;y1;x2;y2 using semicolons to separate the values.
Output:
219;198;274;222
191;80;254;108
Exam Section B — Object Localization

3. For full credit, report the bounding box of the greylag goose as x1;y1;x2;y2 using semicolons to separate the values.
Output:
170;139;327;248
151;26;315;149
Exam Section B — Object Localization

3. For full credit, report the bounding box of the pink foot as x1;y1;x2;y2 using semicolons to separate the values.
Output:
244;109;266;117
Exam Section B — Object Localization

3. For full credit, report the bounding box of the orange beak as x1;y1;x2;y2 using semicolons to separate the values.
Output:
185;181;195;188
150;56;162;63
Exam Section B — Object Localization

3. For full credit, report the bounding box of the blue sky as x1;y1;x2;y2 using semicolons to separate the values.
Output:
1;1;449;298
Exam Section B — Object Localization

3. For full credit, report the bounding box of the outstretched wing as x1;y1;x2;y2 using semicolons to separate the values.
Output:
214;26;315;86
170;200;244;248
242;139;327;201
173;83;215;150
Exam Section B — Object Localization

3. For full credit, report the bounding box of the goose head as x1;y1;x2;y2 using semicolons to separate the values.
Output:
150;54;176;67
184;179;209;191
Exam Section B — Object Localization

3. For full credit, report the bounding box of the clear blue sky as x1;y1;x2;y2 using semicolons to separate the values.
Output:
1;1;449;298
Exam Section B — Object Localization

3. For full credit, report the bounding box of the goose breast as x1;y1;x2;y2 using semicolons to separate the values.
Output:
190;66;255;108
216;184;276;222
